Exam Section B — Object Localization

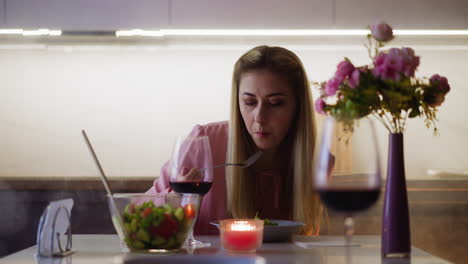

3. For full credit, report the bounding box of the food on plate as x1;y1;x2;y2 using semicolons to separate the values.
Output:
254;213;279;226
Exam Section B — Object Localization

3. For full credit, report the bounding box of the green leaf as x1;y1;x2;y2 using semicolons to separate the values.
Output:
137;228;150;243
408;109;420;118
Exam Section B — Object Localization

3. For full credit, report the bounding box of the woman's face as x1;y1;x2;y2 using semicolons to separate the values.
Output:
239;69;297;151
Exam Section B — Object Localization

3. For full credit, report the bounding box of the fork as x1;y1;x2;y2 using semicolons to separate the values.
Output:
212;151;263;169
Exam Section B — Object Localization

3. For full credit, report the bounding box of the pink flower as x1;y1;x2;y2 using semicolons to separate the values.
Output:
373;50;404;81
314;98;326;114
348;69;360;88
430;74;451;94
387;48;401;58
336;60;355;80
400;47;420;77
370;23;394;42
325;77;341;96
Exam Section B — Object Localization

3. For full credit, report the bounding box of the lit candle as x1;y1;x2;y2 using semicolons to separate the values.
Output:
220;219;264;252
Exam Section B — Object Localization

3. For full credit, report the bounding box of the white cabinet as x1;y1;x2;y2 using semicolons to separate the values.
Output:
335;0;468;29
3;0;467;31
0;0;4;27
170;0;333;29
5;0;169;30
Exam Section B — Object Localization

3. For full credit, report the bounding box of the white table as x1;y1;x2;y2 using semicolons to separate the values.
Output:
1;235;451;264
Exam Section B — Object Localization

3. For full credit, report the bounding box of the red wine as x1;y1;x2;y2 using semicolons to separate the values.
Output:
170;182;212;196
318;189;380;213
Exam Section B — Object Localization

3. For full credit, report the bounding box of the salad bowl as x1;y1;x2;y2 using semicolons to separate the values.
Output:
108;193;201;252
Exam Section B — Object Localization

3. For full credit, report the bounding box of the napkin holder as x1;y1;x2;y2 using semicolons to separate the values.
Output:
36;199;74;257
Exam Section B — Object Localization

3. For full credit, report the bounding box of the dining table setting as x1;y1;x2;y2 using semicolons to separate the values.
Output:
2;233;451;264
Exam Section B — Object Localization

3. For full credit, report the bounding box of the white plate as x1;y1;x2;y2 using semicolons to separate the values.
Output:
210;220;304;242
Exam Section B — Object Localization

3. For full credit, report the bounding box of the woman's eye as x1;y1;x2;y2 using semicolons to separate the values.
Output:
270;101;284;107
244;101;257;106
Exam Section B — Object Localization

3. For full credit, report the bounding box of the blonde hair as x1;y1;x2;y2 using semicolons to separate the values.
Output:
226;45;323;235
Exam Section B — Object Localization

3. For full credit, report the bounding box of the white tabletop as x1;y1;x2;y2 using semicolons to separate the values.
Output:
1;235;451;264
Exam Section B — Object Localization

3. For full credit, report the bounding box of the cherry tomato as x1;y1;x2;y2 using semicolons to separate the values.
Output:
148;213;179;239
184;204;196;219
127;203;135;213
141;207;152;218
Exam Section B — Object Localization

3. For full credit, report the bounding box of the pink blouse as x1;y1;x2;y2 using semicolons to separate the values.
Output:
146;121;292;235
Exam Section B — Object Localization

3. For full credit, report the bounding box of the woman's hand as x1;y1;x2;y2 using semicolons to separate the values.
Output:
177;167;203;182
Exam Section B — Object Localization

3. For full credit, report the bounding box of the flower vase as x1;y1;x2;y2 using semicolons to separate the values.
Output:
382;133;411;258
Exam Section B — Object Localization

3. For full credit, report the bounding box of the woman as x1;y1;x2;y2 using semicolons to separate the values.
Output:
147;45;323;235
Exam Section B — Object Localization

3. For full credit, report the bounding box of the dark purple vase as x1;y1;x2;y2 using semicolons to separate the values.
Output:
382;133;411;258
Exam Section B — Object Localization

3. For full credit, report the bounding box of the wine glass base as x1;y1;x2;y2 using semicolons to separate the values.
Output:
183;239;211;249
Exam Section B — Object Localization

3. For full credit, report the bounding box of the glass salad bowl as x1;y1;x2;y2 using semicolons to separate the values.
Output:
107;193;201;253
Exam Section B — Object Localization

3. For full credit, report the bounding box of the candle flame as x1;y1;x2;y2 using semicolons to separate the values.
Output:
231;221;255;231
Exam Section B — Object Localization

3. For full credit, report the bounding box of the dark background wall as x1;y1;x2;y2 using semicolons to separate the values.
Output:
0;179;148;257
1;179;467;264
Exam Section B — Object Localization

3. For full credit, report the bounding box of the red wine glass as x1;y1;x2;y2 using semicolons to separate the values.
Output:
169;135;214;249
313;117;382;249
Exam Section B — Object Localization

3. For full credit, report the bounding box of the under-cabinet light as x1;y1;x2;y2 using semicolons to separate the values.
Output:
160;29;369;36
0;29;61;36
22;29;62;36
1;28;468;37
0;29;23;34
393;30;468;35
117;29;468;37
116;29;163;37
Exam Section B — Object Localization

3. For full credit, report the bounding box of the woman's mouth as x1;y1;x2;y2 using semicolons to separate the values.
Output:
255;131;271;137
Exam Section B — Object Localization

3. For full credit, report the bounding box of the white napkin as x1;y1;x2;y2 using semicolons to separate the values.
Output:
294;240;359;248
36;199;74;257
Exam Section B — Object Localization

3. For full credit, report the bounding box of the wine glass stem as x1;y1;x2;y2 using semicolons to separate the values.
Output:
186;195;203;245
187;229;195;243
344;215;354;243
344;215;354;264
